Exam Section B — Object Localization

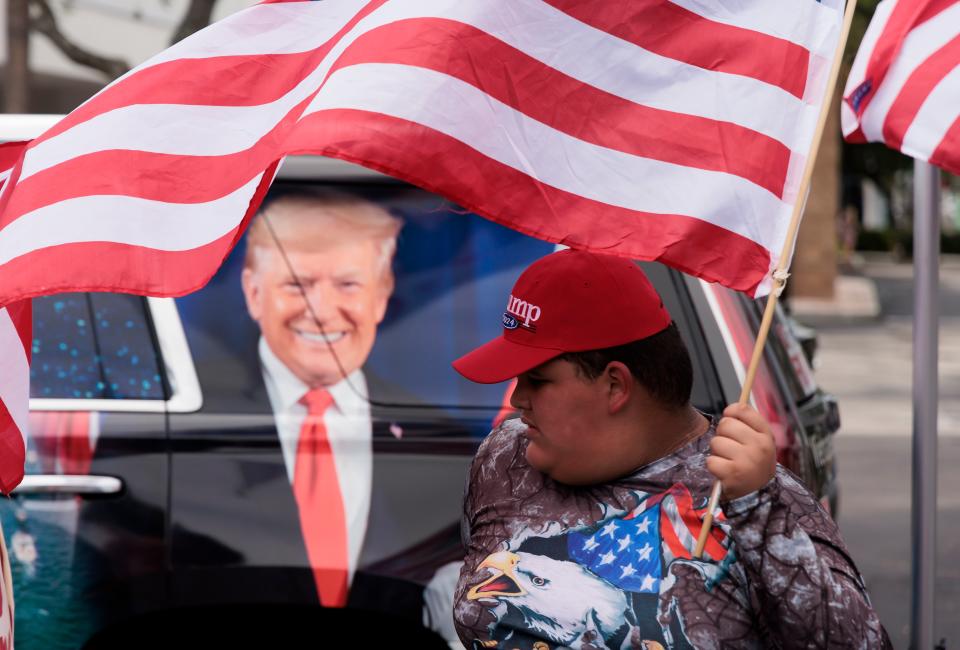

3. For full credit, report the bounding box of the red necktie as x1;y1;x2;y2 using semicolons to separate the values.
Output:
294;388;349;607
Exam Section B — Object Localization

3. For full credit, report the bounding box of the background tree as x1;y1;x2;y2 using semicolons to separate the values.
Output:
26;0;220;80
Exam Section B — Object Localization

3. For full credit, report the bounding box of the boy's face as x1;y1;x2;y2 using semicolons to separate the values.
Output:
510;358;634;485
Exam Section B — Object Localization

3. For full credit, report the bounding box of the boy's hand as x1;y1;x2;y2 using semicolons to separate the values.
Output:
706;403;777;501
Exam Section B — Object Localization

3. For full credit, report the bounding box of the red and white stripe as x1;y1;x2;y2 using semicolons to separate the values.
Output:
0;141;30;495
842;0;960;175
626;483;729;563
658;485;728;563
0;300;29;495
0;0;842;302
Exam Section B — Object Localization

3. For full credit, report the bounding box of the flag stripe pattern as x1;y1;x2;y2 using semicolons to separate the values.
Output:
0;300;29;495
0;0;842;303
0;142;30;494
842;0;960;175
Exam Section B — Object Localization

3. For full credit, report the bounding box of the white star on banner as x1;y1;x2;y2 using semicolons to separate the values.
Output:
635;516;652;535
583;536;599;552
601;521;618;538
617;535;631;552
599;551;616;566
637;542;654;562
640;574;657;591
620;563;636;579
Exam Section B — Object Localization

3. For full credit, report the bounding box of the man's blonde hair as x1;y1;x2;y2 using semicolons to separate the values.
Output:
244;189;403;281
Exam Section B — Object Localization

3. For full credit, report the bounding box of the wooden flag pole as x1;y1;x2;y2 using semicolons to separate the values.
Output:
693;0;858;559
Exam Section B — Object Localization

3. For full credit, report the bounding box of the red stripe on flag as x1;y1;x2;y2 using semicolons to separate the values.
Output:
335;19;790;197
293;109;772;293
0;397;25;495
883;35;960;152
916;0;960;25
31;0;389;146
930;114;960;177
544;0;810;98
0;141;28;170
0;233;240;301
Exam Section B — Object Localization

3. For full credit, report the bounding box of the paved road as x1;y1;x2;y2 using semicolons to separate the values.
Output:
802;258;960;649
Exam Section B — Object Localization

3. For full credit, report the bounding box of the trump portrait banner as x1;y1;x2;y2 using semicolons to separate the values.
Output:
0;0;845;492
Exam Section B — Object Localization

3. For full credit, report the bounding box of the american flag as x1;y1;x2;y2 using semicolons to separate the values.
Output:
567;484;728;594
842;0;960;174
0;0;844;304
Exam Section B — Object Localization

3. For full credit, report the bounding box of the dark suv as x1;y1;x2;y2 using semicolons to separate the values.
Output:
3;156;839;649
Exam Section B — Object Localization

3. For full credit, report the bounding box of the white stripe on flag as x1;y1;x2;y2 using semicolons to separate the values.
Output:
23;93;309;180
305;63;791;247
0;174;263;265
0;309;29;444
900;64;960;161
662;495;697;557
667;0;841;58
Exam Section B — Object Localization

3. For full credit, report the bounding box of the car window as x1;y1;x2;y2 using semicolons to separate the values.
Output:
31;293;166;400
638;262;714;412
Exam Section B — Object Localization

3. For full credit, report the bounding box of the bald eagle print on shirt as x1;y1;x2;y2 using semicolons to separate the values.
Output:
465;483;733;649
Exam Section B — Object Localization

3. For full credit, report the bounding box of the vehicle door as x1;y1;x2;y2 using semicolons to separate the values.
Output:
3;292;195;649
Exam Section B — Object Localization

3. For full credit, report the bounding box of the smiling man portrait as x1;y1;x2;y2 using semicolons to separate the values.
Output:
241;188;402;609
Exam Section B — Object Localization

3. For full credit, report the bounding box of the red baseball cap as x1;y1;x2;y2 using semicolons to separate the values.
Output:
453;249;672;384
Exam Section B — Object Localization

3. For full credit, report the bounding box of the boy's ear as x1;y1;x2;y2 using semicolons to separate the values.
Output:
604;361;633;414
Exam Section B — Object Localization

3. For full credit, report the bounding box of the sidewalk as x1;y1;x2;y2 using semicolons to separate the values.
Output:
789;273;880;322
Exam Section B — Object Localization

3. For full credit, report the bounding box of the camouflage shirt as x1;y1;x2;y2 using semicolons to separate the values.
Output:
454;418;892;649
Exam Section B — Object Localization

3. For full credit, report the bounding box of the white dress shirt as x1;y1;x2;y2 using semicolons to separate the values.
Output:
258;337;373;586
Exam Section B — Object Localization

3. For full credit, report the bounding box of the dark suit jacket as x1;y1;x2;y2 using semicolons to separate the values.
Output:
167;346;454;623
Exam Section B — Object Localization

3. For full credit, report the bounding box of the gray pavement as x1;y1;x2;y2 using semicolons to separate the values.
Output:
794;257;960;649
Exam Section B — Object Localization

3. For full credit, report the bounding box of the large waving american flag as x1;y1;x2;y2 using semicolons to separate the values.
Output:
842;0;960;174
0;0;844;304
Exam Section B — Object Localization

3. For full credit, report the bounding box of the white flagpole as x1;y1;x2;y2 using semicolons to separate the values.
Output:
912;159;939;650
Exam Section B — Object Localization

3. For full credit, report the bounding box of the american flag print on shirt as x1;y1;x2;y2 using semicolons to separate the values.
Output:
567;484;729;596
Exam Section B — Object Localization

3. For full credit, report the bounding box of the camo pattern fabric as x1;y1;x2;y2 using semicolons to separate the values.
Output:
454;418;892;649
